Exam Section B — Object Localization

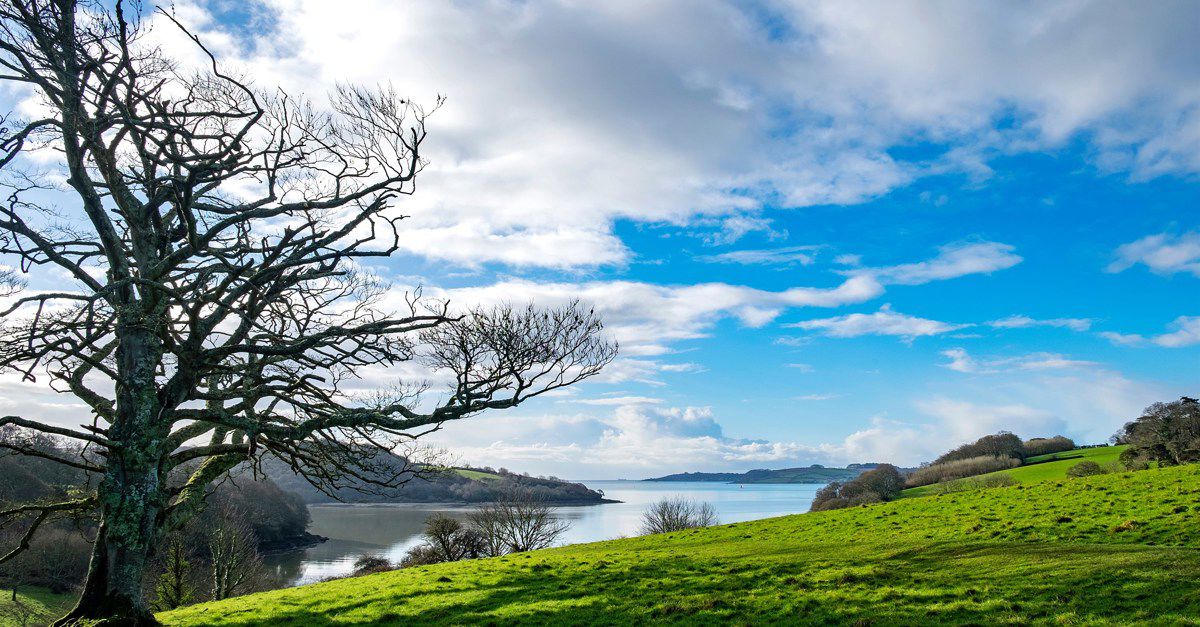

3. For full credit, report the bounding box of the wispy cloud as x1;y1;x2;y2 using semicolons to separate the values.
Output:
988;315;1093;332
852;241;1022;286
1100;316;1200;348
940;348;1098;374
1109;232;1200;277
698;245;821;266
785;305;968;341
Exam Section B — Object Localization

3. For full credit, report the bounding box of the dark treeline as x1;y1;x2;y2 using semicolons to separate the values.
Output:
261;454;609;505
0;427;312;606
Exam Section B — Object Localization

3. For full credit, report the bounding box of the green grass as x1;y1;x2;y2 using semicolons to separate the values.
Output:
903;446;1128;498
0;587;75;626
162;462;1200;625
450;468;502;481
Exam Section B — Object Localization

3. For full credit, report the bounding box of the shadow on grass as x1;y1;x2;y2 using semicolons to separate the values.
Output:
163;541;1200;626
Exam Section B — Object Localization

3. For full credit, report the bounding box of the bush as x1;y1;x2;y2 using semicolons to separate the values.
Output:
811;465;904;512
934;432;1025;464
352;555;395;575
1023;436;1076;457
1067;461;1104;477
639;498;718;535
905;455;1022;488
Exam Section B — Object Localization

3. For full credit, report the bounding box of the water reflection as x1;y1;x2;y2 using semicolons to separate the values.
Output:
265;480;822;586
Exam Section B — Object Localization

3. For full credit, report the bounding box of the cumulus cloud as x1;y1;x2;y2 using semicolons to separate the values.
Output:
426;404;832;476
1108;232;1200;277
988;315;1093;332
785;305;968;341
149;1;1200;269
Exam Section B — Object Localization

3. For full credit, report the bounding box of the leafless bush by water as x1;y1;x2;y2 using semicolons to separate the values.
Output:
639;497;718;535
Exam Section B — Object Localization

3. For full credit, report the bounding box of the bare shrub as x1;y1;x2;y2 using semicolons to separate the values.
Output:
352;555;395;576
639;498;718;535
399;545;445;568
468;489;570;554
905;455;1021;488
1023;436;1076;457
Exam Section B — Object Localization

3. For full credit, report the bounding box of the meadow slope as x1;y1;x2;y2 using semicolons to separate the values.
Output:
162;463;1200;625
902;445;1128;498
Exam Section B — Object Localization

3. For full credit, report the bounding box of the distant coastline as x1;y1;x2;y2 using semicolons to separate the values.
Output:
643;464;883;484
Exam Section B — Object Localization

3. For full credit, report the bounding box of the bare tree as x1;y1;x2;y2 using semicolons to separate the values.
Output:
639;497;717;535
0;1;615;623
206;509;260;601
468;488;570;554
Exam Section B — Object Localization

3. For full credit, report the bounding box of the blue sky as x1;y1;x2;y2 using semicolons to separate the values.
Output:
3;0;1199;478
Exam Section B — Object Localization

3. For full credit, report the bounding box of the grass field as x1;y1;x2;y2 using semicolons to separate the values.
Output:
450;468;503;481
0;587;75;627
162;461;1200;625
902;445;1128;498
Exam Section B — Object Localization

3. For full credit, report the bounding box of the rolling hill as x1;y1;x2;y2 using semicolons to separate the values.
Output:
161;458;1200;625
902;445;1127;498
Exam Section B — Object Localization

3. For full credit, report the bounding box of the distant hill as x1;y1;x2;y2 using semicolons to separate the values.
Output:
260;454;612;505
645;464;876;484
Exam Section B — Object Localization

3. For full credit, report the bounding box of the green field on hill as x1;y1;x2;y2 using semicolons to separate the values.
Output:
161;460;1200;625
902;445;1128;498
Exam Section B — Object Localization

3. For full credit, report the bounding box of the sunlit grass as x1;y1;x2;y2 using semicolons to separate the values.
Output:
162;462;1200;625
903;445;1128;498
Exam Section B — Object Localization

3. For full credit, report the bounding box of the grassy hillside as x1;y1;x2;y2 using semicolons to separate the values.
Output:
162;462;1200;625
0;587;75;627
903;446;1127;498
451;468;503;481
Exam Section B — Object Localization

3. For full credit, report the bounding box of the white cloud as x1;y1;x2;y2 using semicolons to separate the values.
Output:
1153;316;1200;347
785;304;968;340
795;393;837;401
854;241;1023;286
152;1;1200;269
699;245;820;266
784;363;814;372
988;315;1093;332
573;396;663;406
1109;232;1200;277
1100;316;1200;348
939;348;1098;373
428;404;831;476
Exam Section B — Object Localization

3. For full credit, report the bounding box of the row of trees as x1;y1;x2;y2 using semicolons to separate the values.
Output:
906;432;1076;489
1113;397;1200;467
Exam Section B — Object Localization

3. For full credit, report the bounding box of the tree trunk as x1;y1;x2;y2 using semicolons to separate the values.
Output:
54;470;162;626
56;325;166;626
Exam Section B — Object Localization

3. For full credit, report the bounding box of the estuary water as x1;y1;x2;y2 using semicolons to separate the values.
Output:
263;480;824;586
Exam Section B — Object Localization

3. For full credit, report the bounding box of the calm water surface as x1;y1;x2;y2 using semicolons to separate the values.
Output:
264;480;822;586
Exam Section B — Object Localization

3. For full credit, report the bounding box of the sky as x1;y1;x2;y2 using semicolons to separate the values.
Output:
2;0;1199;479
